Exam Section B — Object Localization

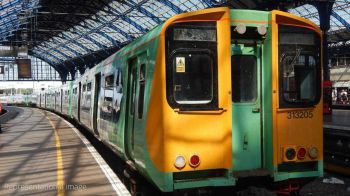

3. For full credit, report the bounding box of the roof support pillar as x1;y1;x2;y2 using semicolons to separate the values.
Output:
313;1;334;81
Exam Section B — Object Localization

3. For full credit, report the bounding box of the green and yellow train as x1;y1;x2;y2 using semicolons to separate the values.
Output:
38;7;323;193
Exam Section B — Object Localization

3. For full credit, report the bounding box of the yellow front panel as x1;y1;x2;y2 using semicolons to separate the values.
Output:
146;7;232;172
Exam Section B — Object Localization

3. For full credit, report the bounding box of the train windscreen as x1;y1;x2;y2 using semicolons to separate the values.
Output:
165;22;218;110
278;25;321;108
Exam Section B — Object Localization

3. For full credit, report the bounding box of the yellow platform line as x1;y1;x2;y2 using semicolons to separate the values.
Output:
42;111;65;196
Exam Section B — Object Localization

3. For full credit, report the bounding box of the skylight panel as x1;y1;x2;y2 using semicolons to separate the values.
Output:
101;27;128;43
77;37;100;51
112;19;142;36
109;1;130;13
143;1;176;19
90;33;112;47
128;10;157;29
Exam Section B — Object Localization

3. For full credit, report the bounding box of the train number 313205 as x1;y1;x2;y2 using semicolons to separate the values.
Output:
287;111;313;119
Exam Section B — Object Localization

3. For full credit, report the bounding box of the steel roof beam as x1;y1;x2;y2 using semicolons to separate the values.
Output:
0;17;20;31
105;3;147;33
34;50;63;64
201;0;220;7
95;15;134;40
81;20;121;46
30;52;67;76
60;44;83;56
157;0;183;14
75;32;106;49
96;31;120;46
331;11;350;31
60;45;88;65
124;1;162;24
0;0;21;12
60;33;92;52
0;6;20;20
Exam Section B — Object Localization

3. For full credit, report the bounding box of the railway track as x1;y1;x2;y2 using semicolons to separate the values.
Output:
324;125;350;174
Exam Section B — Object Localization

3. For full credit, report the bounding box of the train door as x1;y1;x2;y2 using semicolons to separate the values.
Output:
232;41;263;171
125;54;147;160
60;89;63;113
125;58;138;160
78;82;81;122
93;74;101;136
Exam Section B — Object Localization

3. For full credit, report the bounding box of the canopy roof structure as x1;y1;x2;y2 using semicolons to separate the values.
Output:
0;0;348;81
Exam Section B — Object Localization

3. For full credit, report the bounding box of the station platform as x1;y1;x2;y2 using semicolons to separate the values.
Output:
324;109;350;129
0;107;130;196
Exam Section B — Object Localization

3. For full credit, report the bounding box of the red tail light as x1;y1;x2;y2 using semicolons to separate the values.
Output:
297;147;306;160
189;155;200;168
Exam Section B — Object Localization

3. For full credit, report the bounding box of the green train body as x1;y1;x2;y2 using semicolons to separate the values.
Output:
37;8;324;192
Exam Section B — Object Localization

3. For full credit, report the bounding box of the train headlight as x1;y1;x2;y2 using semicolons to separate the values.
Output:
257;25;267;35
297;147;307;160
309;147;318;159
285;148;296;160
235;24;246;34
174;155;186;169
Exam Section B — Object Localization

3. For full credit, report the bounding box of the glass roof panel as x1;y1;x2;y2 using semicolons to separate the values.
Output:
112;19;142;37
66;43;88;55
173;0;207;12
289;1;350;32
50;50;67;60
101;27;128;43
127;10;157;29
85;19;100;28
89;33;112;47
143;1;175;19
77;37;100;51
61;50;76;57
109;1;130;13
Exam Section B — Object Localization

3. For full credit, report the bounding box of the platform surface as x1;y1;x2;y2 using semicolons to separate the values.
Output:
323;109;350;130
0;107;129;196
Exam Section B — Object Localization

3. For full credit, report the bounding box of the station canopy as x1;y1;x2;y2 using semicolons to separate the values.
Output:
0;0;349;81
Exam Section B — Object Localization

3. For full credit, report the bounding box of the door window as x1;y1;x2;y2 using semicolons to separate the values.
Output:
138;64;146;119
231;55;257;103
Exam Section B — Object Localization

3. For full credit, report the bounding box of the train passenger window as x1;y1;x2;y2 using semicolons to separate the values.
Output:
165;22;218;110
278;25;321;107
87;83;91;91
105;75;114;88
138;64;146;119
116;70;120;86
231;55;257;102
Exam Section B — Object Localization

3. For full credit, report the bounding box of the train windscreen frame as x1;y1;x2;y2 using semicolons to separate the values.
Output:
165;22;219;110
278;25;321;108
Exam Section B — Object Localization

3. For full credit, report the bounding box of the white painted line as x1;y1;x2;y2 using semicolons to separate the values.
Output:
49;110;131;196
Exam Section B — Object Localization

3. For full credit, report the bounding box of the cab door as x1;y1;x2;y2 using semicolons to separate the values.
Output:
232;42;263;171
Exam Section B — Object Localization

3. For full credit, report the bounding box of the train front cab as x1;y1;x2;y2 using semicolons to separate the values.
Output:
143;8;323;192
146;8;323;191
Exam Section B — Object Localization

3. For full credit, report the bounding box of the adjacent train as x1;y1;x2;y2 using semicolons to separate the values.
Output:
37;7;323;193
